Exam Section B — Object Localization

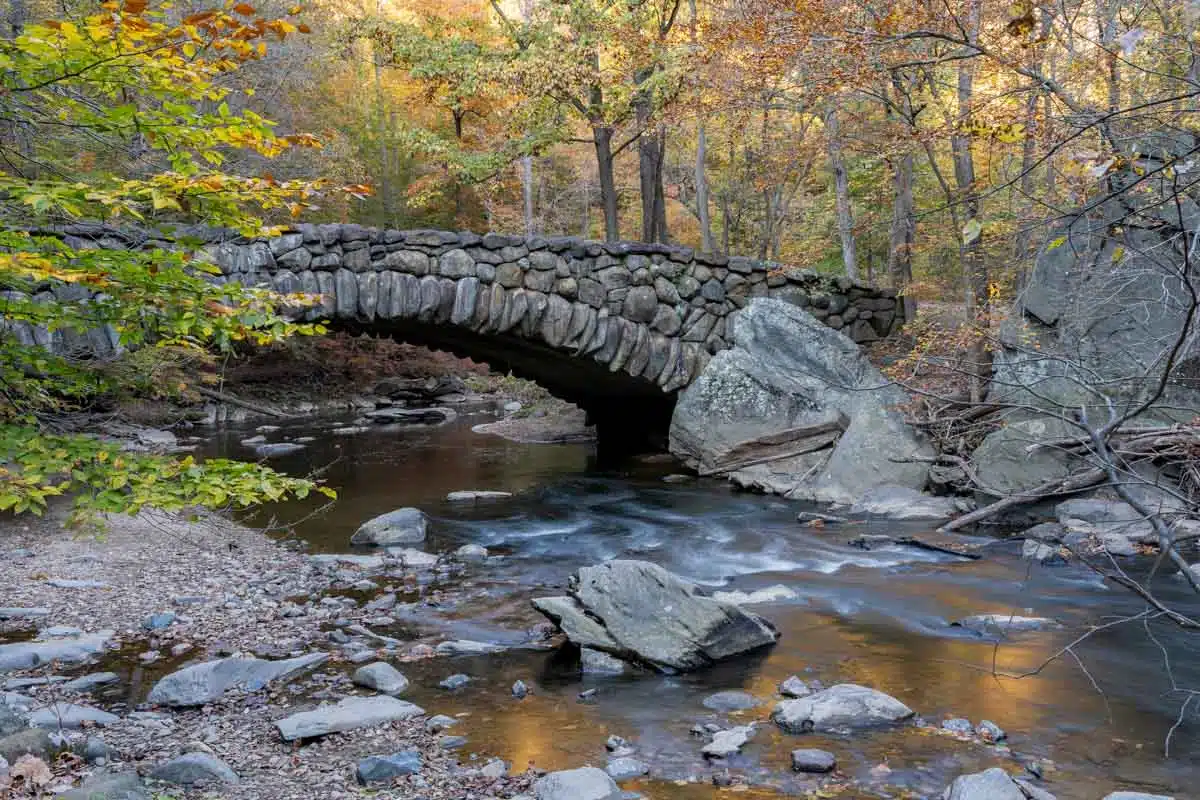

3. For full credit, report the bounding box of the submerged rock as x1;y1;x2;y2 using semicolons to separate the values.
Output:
254;442;306;458
533;766;621;800
147;653;327;707
275;696;424;740
436;640;503;656
446;490;513;502
532;560;779;673
954;615;1060;635
455;544;489;562
439;674;471;690
779;675;811;698
772;684;913;733
351;507;429;546
151;752;239;785
711;585;798;605
702;690;761;712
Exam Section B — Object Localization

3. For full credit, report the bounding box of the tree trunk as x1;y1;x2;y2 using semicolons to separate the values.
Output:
635;76;668;244
824;104;858;280
594;125;620;242
695;122;714;252
521;156;535;236
888;151;916;321
951;0;989;402
372;55;393;227
7;0;25;36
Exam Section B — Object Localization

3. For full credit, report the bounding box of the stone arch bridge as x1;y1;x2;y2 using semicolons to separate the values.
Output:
33;224;905;446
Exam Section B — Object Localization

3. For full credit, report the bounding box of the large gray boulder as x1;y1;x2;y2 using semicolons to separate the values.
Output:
669;299;931;503
275;695;424;740
533;767;622;800
532;560;778;673
772;684;913;732
351;507;428;546
147;653;327;707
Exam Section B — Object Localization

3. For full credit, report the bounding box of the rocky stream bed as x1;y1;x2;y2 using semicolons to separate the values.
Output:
1;406;1196;800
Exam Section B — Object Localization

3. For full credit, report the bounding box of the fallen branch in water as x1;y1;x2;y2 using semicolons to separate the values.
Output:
196;386;293;419
937;467;1107;533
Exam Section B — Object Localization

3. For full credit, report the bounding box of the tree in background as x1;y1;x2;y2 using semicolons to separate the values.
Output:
0;0;342;521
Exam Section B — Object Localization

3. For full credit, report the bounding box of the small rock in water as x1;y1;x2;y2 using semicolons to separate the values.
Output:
446;490;513;502
772;684;914;733
533;767;620;800
942;718;974;735
581;647;628;675
791;748;836;773
240;435;266;445
702;725;754;758
511;680;529;699
142;612;176;630
976;720;1006;742
425;714;458;733
352;507;429;547
356;750;422;784
439;674;470;690
942;767;1043;800
711;585;798;605
954;615;1060;635
702;690;761;712
662;474;691;483
606;756;650;780
480;758;508;780
796;511;847;525
254;442;306;458
439;735;468;750
779;675;811;698
436;639;503;656
152;752;240;785
578;688;598;702
353;662;409;695
455;544;489;563
1022;539;1067;566
605;735;629;752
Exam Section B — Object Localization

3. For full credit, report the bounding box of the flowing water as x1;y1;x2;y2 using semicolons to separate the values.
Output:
201;413;1200;799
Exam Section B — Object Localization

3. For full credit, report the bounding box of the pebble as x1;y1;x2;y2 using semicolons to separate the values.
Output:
512;680;529;699
701;725;755;759
578;688;598;702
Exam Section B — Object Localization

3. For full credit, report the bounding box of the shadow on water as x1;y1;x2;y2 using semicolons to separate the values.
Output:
195;415;1200;799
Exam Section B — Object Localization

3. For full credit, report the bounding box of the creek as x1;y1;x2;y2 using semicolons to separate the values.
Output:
202;414;1200;799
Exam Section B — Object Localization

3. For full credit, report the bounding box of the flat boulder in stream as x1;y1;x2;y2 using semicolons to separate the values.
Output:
848;485;972;521
532;560;779;673
351;507;428;546
772;684;914;733
147;653;328;707
275;695;424;740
